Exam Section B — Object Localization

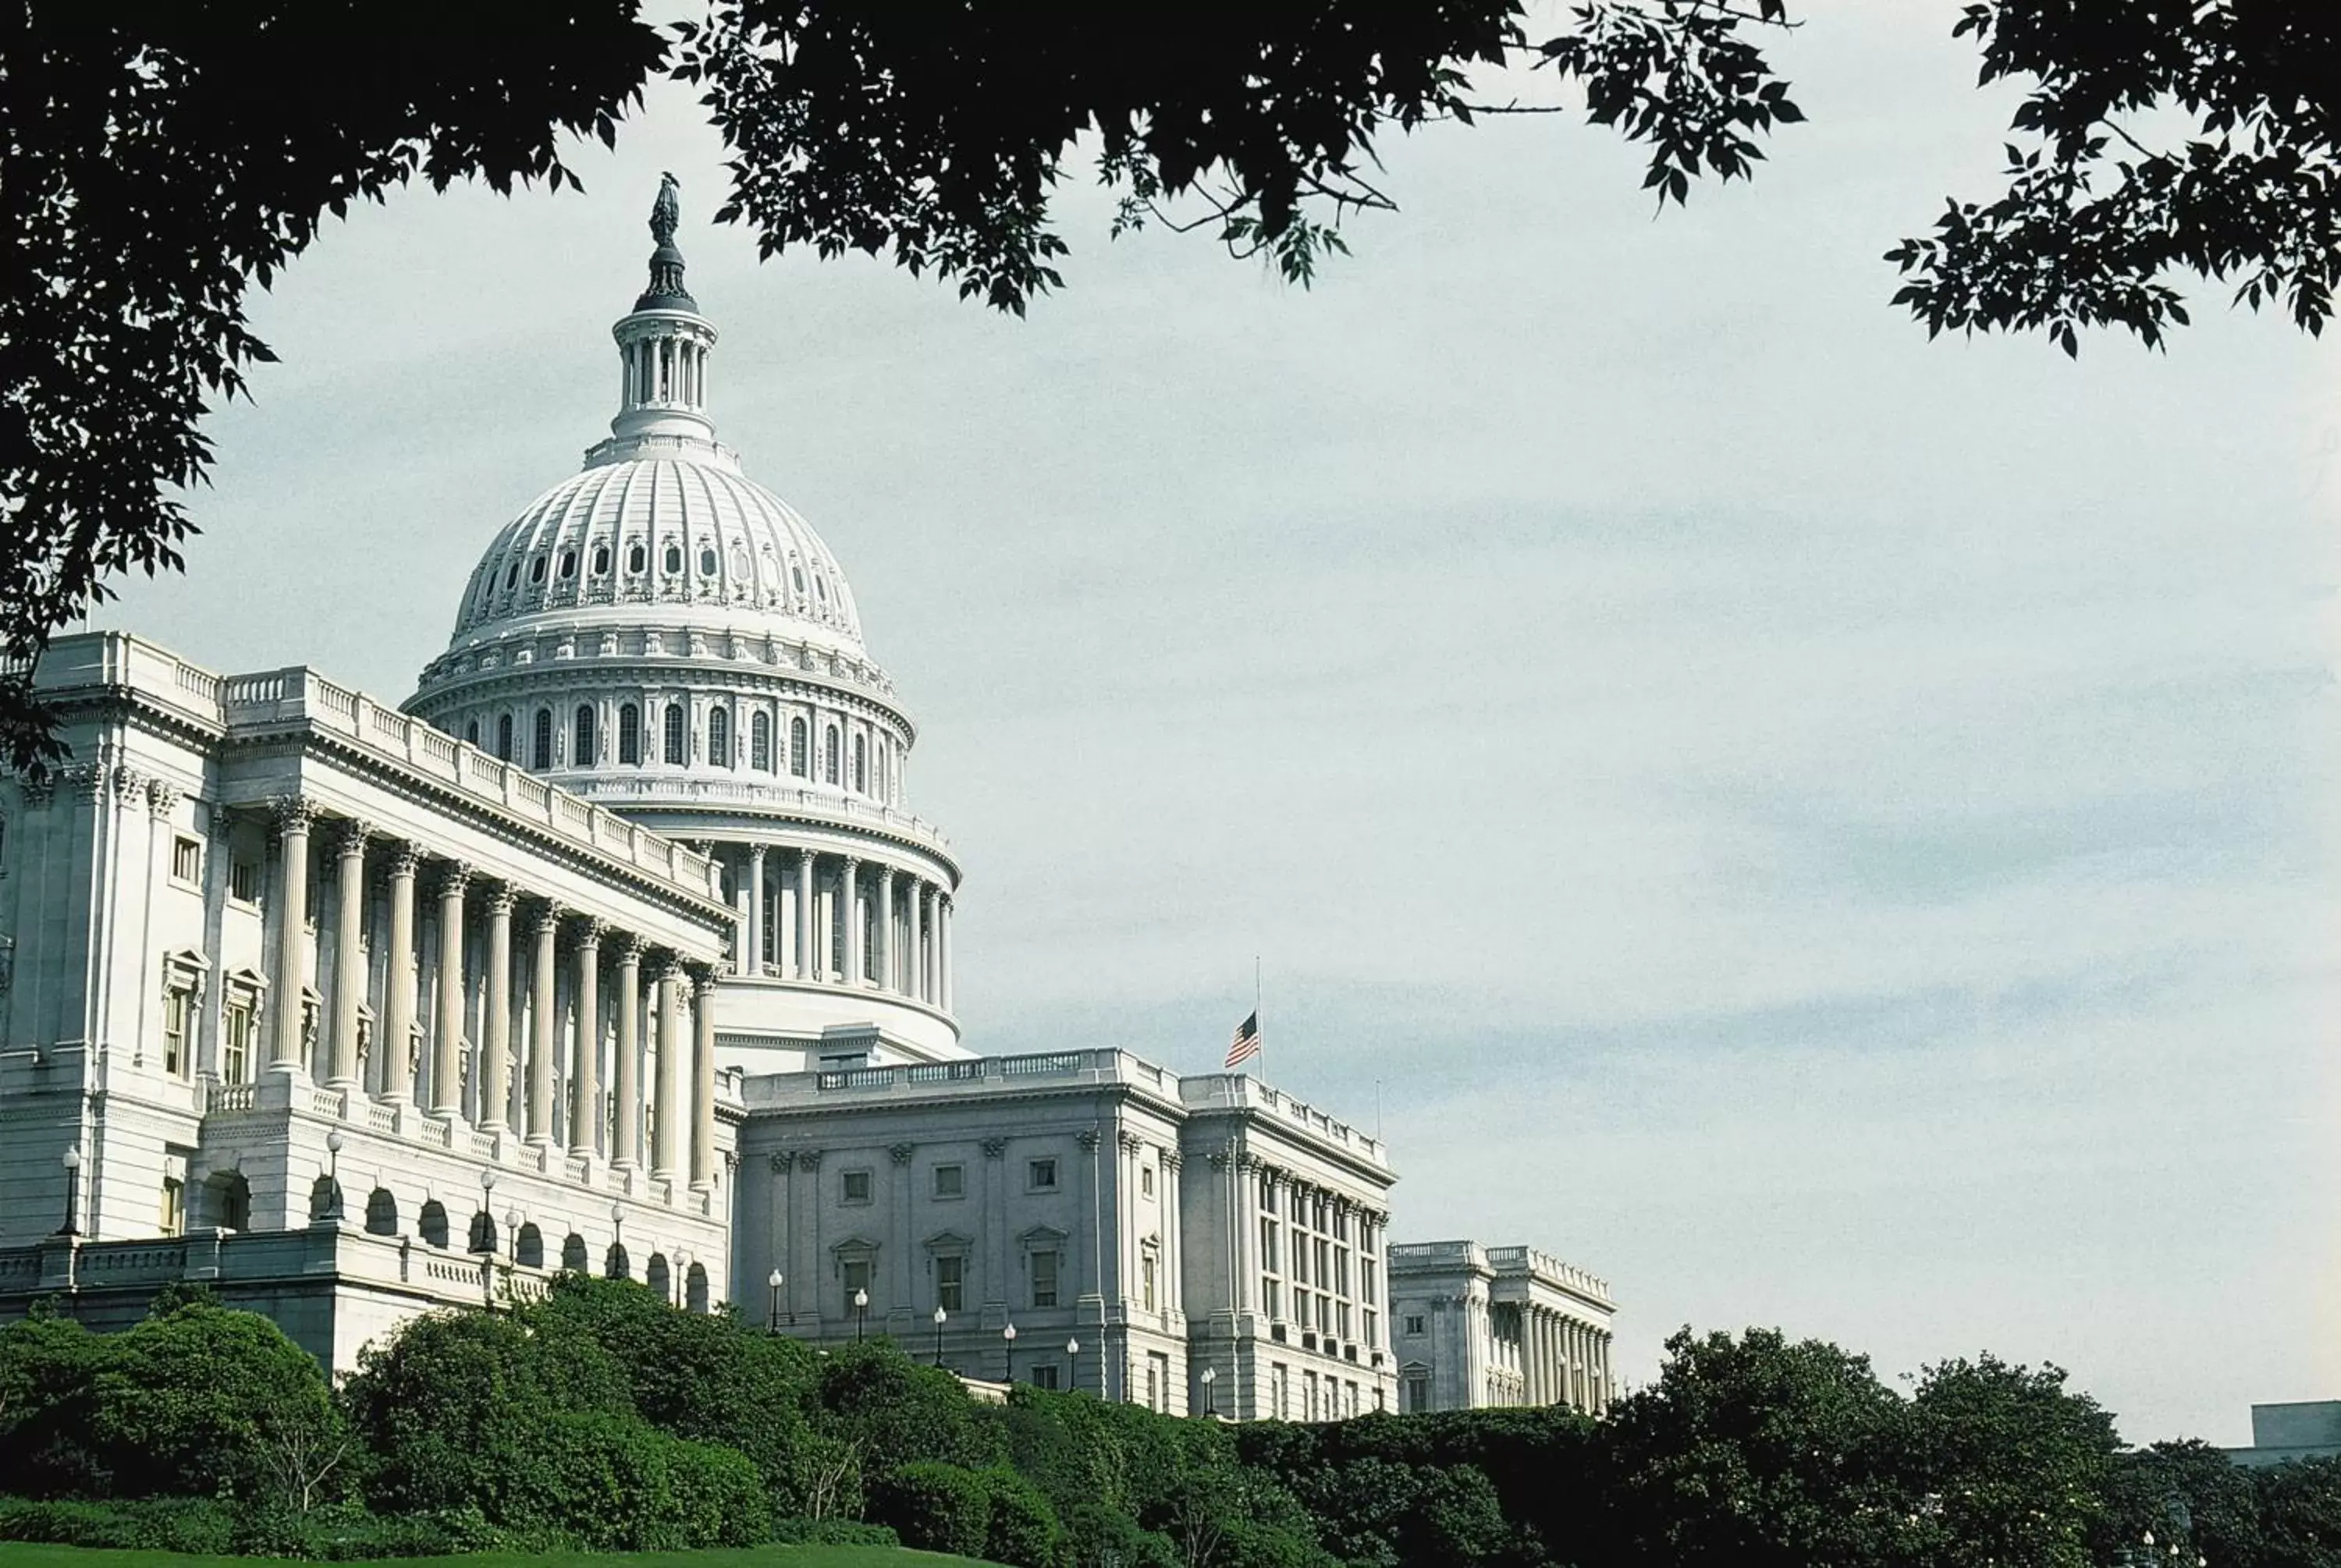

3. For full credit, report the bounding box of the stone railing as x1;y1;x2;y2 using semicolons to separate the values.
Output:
566;775;951;855
1486;1244;1612;1305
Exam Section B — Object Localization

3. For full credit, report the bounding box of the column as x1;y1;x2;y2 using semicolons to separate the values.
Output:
840;857;862;986
431;862;471;1119
793;848;814;981
1534;1311;1551;1404
876;867;895;992
691;965;717;1190
912;882;931;1002
612;937;641;1169
381;843;420;1103
570;921;604;1160
528;903;559;1146
652;962;682;1181
940;892;954;1011
269;796;316;1071
748;844;767;978
327;819;369;1092
1563;1319;1580;1410
481;885;517;1131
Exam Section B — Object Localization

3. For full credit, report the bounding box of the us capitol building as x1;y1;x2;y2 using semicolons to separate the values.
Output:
0;192;1615;1421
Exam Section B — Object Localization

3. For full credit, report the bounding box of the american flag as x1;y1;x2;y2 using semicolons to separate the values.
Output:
1225;1010;1261;1070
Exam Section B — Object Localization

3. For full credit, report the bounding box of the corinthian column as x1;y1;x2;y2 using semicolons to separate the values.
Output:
612;936;642;1170
381;843;421;1102
571;920;605;1160
528;903;560;1146
269;796;318;1072
940;892;954;1011
328;819;370;1092
431;862;471;1118
840;857;862;985
481;885;517;1131
652;961;683;1181
794;848;814;981
689;963;718;1190
748;844;768;977
875;867;895;992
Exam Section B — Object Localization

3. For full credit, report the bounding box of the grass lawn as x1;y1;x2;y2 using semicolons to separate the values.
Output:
0;1546;993;1568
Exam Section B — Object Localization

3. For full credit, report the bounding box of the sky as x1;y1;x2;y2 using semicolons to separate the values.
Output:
99;5;2337;1444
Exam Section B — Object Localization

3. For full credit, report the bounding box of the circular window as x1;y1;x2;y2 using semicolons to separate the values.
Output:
627;543;646;574
663;544;683;576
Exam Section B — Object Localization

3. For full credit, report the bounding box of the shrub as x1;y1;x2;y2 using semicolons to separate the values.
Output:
815;1340;1002;1475
0;1495;236;1553
979;1463;1067;1567
496;1407;769;1549
870;1460;993;1558
0;1313;110;1498
770;1516;902;1547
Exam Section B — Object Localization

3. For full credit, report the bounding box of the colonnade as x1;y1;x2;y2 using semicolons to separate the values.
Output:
1522;1304;1612;1415
719;843;953;1009
255;795;723;1191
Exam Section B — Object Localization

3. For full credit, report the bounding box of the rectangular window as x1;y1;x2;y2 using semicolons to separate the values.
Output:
1146;1362;1160;1412
1150;1352;1170;1413
159;1176;185;1237
1316;1238;1330;1286
1263;1279;1281;1321
1405;1374;1431;1414
1032;1364;1060;1392
1304;1371;1320;1422
1335;1247;1351;1297
222;999;254;1084
229;859;261;905
162;988;191;1077
1031;1249;1059;1308
936;1254;964;1312
171;835;202;885
843;1258;872;1316
932;1162;964;1199
1296;1292;1313;1330
1363;1308;1378;1345
1338;1302;1352;1339
841;1169;872;1204
1405;1314;1426;1336
1142;1254;1157;1312
1027;1157;1057;1192
1362;1259;1377;1303
1261;1218;1278;1274
1293;1236;1309;1286
1140;1163;1155;1197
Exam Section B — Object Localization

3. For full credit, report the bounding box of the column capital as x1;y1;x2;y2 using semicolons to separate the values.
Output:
888;1141;915;1165
331;818;372;858
383;841;423;879
484;883;519;918
768;1149;795;1172
980;1137;1007;1160
270;793;321;836
748;841;769;864
144;778;179;819
683;958;721;989
1076;1128;1102;1152
574;916;609;949
432;860;473;899
531;900;566;938
656;955;687;986
796;1147;824;1171
613;931;645;965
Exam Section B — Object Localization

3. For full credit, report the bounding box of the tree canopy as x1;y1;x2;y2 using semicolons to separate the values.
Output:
5;1;2335;772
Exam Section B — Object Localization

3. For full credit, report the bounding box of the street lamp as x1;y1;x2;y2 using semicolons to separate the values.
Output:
932;1304;947;1366
1066;1337;1081;1395
1201;1365;1217;1417
608;1201;626;1279
854;1286;869;1343
504;1207;520;1264
767;1268;784;1333
322;1129;346;1221
59;1147;81;1236
476;1168;498;1254
1002;1321;1018;1385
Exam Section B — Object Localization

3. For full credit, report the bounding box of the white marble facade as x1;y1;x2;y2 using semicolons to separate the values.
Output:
0;197;1594;1407
1387;1240;1615;1415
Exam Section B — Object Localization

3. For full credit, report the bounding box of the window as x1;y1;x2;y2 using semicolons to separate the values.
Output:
932;1163;964;1199
1027;1158;1057;1192
627;541;646;574
531;707;553;771
162;987;192;1077
663;702;685;765
222;997;257;1084
529;555;547;584
171;835;202;885
464;719;479;746
1142;1164;1155;1198
1146;1361;1160;1411
1032;1364;1060;1391
1364;1308;1378;1345
229;860;261;906
698;545;718;576
851;733;866;792
790;717;808;776
618;703;641;764
751;711;772;772
504;562;519;590
843;1258;872;1315
936;1254;964;1312
708;705;730;768
1405;1314;1426;1337
1030;1249;1059;1309
822;726;840;784
1263;1279;1282;1320
1261;1219;1279;1274
592;544;610;575
159;1151;190;1236
841;1169;872;1204
496;713;514;762
558;548;576;579
663;542;683;575
791;562;805;594
574;704;596;765
1142;1253;1157;1312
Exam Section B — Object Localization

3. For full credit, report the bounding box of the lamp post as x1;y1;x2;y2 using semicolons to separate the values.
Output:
767;1268;784;1333
854;1286;869;1343
1201;1364;1217;1418
58;1147;81;1237
322;1129;346;1222
1067;1337;1081;1396
1002;1321;1018;1385
504;1207;520;1264
608;1200;625;1279
932;1305;947;1366
478;1168;498;1254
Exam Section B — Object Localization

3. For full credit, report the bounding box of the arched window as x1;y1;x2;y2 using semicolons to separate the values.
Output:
751;711;772;772
663;543;683;576
627;542;646;574
558;549;576;580
592;544;610;575
790;563;805;594
814;576;829;603
730;545;750;578
504;562;519;590
531;708;552;771
708;705;730;768
618;702;641;765
790;717;808;777
464;719;479;747
364;1188;399;1236
574;704;596;765
529;555;547;584
516;1223;544;1268
664;703;686;765
496;714;514;763
822;726;840;784
851;733;866;793
698;545;719;577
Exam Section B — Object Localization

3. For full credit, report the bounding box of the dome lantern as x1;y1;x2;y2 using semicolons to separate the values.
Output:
608;172;717;447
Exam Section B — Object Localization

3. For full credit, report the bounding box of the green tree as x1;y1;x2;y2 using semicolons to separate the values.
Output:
2254;1456;2341;1568
0;1311;110;1498
811;1339;1003;1479
1898;1354;2123;1568
2104;1439;2263;1568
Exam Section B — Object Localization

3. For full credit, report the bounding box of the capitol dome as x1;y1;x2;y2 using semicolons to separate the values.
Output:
406;185;963;1066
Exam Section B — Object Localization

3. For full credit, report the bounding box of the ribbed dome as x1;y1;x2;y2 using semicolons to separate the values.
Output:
448;442;865;655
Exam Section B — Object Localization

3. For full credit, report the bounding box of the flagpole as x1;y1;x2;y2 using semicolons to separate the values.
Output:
1254;955;1263;1078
